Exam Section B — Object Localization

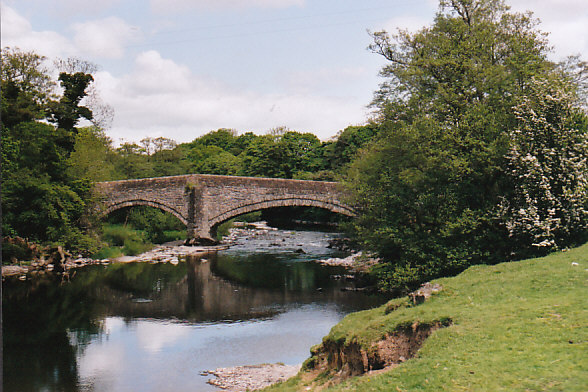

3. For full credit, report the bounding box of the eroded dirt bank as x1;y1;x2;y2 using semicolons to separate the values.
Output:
298;283;451;389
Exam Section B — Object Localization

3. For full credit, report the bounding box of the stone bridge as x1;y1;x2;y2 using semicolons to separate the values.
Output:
95;174;354;242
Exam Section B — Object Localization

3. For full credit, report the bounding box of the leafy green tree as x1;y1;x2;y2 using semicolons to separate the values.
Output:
241;135;286;177
48;72;94;132
323;124;379;171
191;128;238;151
67;127;120;182
1;47;54;129
197;150;242;175
348;0;573;292
241;131;324;178
230;131;258;155
151;146;192;177
1;48;102;254
113;142;154;179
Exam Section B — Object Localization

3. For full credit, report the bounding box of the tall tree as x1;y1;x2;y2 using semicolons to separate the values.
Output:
1;48;102;254
348;0;582;292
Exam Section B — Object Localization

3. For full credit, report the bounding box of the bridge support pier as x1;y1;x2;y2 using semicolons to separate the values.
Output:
185;222;217;245
184;183;218;245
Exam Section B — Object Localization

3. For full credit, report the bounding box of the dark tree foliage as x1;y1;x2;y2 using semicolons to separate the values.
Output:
1;48;99;255
47;72;94;152
348;0;587;292
323;124;380;171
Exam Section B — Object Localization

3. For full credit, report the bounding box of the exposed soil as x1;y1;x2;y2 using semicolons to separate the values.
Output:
301;283;450;389
307;320;450;388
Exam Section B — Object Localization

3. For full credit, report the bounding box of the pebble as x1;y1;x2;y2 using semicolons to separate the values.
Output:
206;363;300;392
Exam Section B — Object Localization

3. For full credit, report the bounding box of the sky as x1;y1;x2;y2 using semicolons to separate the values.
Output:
2;0;587;145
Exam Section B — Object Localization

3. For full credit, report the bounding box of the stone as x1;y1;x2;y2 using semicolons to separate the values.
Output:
95;174;354;243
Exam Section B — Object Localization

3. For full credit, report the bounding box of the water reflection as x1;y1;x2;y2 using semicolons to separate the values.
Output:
3;230;385;392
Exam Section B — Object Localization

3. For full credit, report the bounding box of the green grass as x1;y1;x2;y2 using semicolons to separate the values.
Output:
92;246;124;260
266;243;588;391
95;224;153;258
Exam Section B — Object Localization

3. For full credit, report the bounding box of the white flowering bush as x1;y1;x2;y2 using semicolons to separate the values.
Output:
499;77;588;253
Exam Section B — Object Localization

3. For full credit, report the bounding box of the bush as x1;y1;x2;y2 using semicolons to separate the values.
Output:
102;224;145;247
92;246;123;260
122;239;151;256
2;242;33;263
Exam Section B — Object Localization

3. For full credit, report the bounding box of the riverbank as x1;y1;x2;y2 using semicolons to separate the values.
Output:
1;242;229;279
3;221;365;281
263;243;588;392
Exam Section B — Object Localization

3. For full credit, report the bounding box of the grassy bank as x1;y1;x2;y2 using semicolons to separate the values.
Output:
267;243;588;391
93;223;185;259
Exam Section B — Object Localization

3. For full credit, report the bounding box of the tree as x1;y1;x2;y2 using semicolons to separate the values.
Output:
1;48;104;254
498;77;588;254
114;142;154;179
48;72;94;132
1;47;54;129
348;0;575;292
67;127;120;182
323;124;379;171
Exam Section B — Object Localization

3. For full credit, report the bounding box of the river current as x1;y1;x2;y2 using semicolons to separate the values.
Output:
3;228;385;392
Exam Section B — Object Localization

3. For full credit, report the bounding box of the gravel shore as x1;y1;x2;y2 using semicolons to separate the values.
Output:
205;363;301;391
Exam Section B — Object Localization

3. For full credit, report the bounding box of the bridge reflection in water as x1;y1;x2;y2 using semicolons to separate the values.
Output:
2;242;386;392
99;253;379;322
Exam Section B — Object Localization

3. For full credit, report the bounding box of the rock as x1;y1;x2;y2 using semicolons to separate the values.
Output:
408;282;443;305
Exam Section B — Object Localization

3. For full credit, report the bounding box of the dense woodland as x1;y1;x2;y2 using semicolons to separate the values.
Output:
2;0;587;293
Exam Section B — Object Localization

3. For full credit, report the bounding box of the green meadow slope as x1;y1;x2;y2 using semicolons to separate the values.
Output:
268;243;588;391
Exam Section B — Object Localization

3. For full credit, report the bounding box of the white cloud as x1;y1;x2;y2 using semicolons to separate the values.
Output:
150;0;305;12
377;14;435;35
76;318;127;380
95;50;368;144
72;17;142;59
135;320;190;353
1;5;141;61
285;66;368;95
0;4;76;59
128;50;193;94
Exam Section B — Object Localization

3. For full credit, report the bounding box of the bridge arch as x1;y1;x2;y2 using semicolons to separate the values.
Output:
208;197;355;231
101;199;189;226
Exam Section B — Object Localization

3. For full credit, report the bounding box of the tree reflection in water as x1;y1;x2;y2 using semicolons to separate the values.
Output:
3;245;385;392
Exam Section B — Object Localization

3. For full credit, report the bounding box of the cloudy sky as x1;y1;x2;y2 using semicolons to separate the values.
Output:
2;0;587;144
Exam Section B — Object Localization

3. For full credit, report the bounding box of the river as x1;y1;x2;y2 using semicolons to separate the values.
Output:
2;228;385;392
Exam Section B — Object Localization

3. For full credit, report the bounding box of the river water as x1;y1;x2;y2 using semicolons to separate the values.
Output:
3;229;385;392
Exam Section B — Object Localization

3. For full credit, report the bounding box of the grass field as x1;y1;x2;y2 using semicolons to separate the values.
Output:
266;243;588;391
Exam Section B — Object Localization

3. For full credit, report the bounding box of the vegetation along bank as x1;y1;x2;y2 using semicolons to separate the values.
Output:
263;243;588;391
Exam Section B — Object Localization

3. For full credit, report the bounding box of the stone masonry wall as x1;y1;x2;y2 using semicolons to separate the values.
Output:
95;174;353;240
